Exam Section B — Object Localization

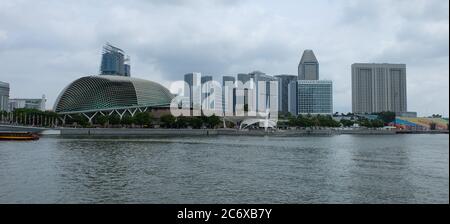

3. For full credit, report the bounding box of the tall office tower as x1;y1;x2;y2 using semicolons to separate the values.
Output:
0;81;10;112
288;81;298;115
248;71;277;113
352;63;407;114
100;43;131;77
222;76;236;115
275;75;297;115
297;80;333;114
298;50;319;80
201;76;213;112
236;73;252;114
184;72;202;110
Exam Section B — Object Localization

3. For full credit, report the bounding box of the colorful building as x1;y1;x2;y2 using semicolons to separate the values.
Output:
392;117;449;130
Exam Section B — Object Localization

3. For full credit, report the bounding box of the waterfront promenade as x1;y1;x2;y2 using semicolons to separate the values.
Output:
1;124;448;137
58;128;396;137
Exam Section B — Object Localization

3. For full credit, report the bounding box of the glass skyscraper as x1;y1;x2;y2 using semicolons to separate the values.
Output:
275;75;297;115
297;80;333;114
289;49;333;115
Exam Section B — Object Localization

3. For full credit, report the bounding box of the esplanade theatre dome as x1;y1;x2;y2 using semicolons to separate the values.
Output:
54;75;173;113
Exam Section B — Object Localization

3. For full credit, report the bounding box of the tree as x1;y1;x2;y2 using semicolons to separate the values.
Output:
175;115;189;128
188;116;203;129
160;114;176;128
375;111;396;124
340;119;354;127
71;114;89;127
206;114;221;128
96;115;109;127
358;118;372;128
371;119;385;128
134;112;153;127
121;115;134;127
288;115;297;127
109;114;121;126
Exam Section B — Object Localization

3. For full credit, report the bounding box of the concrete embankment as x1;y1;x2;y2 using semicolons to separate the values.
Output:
59;128;337;137
58;128;400;137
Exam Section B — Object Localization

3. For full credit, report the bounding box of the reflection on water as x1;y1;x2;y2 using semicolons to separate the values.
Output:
0;135;448;203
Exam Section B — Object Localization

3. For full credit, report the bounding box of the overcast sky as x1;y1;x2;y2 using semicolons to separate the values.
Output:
0;0;448;116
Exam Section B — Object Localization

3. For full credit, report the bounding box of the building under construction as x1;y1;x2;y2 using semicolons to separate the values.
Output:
100;43;131;77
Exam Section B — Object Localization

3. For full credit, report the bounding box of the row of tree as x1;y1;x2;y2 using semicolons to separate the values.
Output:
287;114;341;128
159;114;221;129
0;108;59;127
65;112;154;128
285;113;388;128
64;112;223;129
0;108;405;129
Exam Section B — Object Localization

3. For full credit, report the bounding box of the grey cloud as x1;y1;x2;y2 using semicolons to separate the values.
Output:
0;0;448;116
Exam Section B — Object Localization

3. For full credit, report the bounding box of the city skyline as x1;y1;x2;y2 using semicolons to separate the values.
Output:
0;0;448;116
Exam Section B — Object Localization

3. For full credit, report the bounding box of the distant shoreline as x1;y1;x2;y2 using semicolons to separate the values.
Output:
1;125;448;137
52;128;448;137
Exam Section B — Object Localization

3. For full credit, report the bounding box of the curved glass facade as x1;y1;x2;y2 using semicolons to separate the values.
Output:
54;75;173;113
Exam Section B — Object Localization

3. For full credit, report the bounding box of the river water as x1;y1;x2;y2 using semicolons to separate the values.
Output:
0;134;448;203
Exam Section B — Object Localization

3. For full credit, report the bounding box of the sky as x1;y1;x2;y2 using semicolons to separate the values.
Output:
0;0;448;116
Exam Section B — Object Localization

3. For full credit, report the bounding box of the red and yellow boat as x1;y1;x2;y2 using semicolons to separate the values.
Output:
0;131;40;141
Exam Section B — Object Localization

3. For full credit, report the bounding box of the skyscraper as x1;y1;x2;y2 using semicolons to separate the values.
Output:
184;72;202;110
288;81;298;115
100;43;131;77
298;50;319;80
0;81;9;112
222;76;236;115
297;80;333;114
248;71;277;113
201;75;221;114
352;63;407;114
290;49;333;115
275;75;297;114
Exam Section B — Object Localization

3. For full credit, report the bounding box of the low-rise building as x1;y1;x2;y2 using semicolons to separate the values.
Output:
8;95;47;111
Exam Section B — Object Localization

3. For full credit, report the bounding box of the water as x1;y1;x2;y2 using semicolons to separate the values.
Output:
0;134;448;204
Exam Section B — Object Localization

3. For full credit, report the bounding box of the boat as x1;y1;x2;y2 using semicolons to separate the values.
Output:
0;131;40;141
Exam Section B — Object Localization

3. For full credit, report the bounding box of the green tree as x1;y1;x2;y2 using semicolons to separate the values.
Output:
206;114;221;129
340;119;354;127
134;112;153;127
188;116;203;129
160;114;176;128
96;115;109;127
358;118;372;128
71;114;89;127
371;119;385;128
288;115;297;127
175;115;189;128
109;114;121;126
375;111;396;124
121;115;135;126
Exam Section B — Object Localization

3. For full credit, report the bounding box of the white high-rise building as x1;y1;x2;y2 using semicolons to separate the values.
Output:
9;95;47;111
